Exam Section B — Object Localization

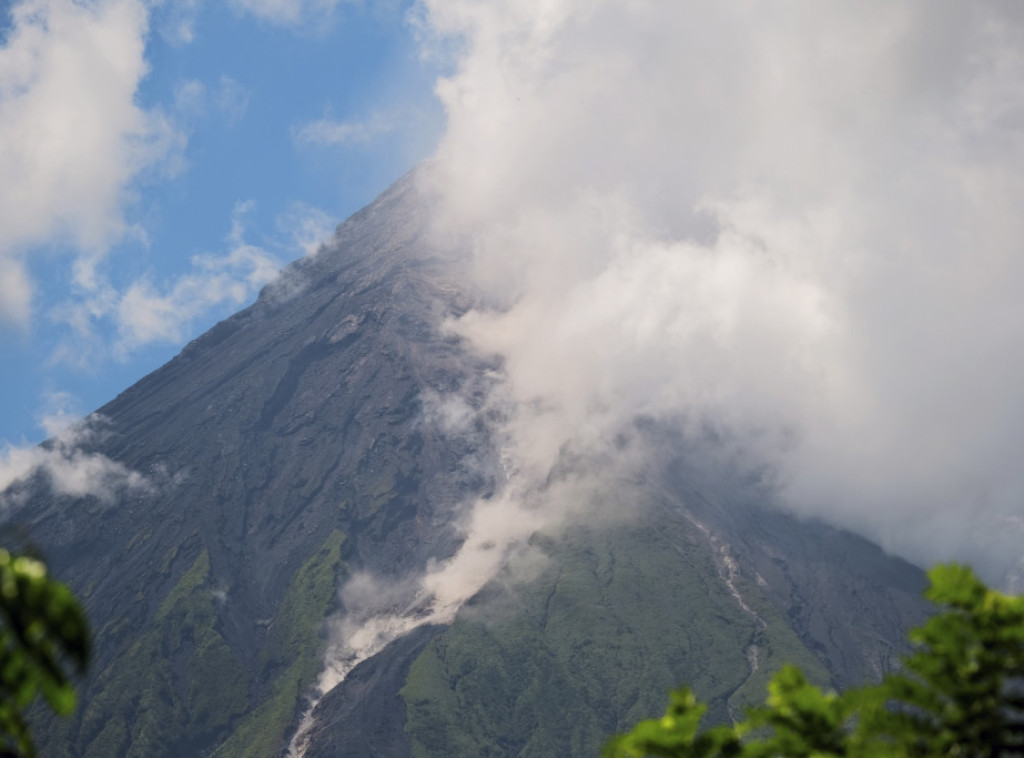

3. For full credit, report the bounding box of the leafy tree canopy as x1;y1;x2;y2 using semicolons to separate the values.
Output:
0;548;89;758
606;563;1024;758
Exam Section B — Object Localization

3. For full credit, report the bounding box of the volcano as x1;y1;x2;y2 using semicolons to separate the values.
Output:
14;171;929;758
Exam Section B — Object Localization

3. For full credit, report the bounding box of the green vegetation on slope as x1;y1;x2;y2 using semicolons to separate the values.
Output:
72;550;249;758
210;529;346;758
402;519;830;757
607;563;1024;757
721;569;831;715
32;526;346;758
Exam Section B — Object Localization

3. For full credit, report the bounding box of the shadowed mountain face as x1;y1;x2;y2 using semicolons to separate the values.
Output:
15;172;929;757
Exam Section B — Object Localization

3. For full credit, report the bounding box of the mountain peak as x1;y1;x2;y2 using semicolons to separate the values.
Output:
19;171;929;758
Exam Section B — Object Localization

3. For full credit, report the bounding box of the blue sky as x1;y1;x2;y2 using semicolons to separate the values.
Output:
0;0;445;446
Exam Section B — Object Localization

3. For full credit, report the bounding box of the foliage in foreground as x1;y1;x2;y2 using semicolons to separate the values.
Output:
606;564;1024;757
0;548;90;757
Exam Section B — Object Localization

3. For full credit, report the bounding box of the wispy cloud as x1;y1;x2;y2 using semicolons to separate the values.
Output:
227;0;354;29
50;201;281;363
276;202;337;257
47;198;339;366
215;76;250;126
292;111;399;146
114;243;279;354
173;79;209;121
0;0;184;328
173;75;250;128
156;0;203;46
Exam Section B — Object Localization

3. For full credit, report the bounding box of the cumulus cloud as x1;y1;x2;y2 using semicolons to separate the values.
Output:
0;416;151;509
405;0;1024;587
298;4;1024;719
0;0;183;327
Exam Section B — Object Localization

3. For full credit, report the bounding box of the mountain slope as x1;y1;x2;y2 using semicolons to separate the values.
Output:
22;172;496;757
303;467;927;758
15;171;929;757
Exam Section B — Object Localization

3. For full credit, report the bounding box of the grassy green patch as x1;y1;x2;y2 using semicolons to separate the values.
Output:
35;530;348;758
67;550;249;758
211;530;346;757
156;549;210;620
403;520;765;757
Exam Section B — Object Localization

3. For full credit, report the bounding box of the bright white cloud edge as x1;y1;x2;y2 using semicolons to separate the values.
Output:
0;0;183;327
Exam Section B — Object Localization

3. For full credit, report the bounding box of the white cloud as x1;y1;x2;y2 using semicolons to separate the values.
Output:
48;200;304;365
410;0;1024;586
113;202;280;353
0;416;151;508
35;390;82;438
0;0;183;328
114;245;278;351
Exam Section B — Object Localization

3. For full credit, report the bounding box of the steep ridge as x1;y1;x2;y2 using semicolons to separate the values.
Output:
20;172;499;757
302;456;928;758
14;170;930;757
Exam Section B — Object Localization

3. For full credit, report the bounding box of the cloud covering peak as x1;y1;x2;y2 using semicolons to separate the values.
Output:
417;0;1024;585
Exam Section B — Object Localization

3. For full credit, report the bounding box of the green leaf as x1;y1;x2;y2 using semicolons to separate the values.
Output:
0;548;90;757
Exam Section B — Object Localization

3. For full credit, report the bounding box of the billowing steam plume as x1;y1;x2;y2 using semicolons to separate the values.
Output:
421;0;1024;585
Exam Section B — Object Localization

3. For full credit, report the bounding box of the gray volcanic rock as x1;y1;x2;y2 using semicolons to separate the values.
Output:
13;169;931;758
659;453;929;690
300;624;443;758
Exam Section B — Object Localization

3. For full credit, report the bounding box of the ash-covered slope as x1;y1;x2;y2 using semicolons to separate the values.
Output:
15;171;929;758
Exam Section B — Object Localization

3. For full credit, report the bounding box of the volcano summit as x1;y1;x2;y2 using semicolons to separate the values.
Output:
16;172;929;758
